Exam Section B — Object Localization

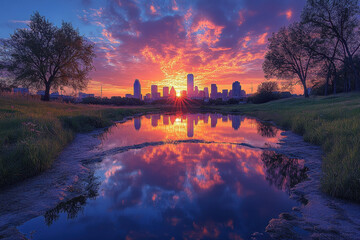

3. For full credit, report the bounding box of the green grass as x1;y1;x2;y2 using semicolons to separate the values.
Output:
201;93;360;202
0;94;161;188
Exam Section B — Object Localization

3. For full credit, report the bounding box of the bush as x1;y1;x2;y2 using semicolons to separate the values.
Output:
248;92;281;104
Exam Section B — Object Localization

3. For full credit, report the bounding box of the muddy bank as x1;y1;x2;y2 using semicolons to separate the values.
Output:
0;132;102;239
264;131;360;240
0;116;360;239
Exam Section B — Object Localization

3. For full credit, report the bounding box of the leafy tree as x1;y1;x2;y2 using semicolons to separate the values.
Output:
302;0;360;91
263;23;317;98
257;81;279;93
0;12;95;101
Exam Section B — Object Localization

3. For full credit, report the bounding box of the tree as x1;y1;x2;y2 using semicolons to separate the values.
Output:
263;23;317;98
302;0;360;91
0;12;95;101
257;81;279;93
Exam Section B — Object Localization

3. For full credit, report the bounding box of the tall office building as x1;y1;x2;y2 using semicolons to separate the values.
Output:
222;89;228;100
151;85;158;100
204;87;209;99
133;79;141;100
163;86;169;98
170;87;176;98
210;84;218;99
187;74;194;98
232;81;241;98
194;86;199;98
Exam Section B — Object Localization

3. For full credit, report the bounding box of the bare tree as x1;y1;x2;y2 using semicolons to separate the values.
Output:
302;0;360;91
263;23;317;98
0;12;95;101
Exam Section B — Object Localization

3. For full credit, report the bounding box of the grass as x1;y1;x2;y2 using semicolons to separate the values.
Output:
201;93;360;202
0;94;161;188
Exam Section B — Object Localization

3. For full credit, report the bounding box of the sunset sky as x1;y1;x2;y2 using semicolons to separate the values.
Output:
0;0;306;97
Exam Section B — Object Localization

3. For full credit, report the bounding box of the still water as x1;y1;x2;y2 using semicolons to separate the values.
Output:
18;113;307;239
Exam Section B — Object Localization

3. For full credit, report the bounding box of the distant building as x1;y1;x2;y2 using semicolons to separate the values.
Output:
125;94;133;98
210;84;218;99
51;92;61;99
232;81;241;98
151;85;159;100
37;90;45;96
133;79;141;100
194;86;199;98
144;93;151;101
204;87;209;99
198;90;205;99
187;74;194;98
222;89;228;101
13;88;29;94
79;92;95;99
163;86;169;98
180;90;187;98
170;87;176;98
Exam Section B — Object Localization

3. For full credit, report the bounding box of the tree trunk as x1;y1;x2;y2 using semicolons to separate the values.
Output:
325;70;330;96
302;80;309;98
43;83;51;101
332;63;337;95
346;55;360;91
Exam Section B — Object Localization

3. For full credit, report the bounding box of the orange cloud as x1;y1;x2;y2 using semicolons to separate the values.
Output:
257;32;268;45
150;5;157;14
280;9;293;20
191;19;224;46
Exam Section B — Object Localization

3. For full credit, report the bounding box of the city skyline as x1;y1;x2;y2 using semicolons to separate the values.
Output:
126;74;246;101
0;0;305;97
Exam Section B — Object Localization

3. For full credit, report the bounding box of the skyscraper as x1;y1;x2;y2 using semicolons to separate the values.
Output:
232;81;241;99
151;85;158;99
163;86;169;98
210;84;218;99
170;86;176;98
194;86;199;98
133;79;141;100
222;89;228;100
204;87;209;99
187;74;194;98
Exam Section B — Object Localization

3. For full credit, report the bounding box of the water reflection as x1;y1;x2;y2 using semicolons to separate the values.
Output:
18;114;307;240
134;117;141;131
135;114;245;135
99;114;283;151
261;150;308;193
257;122;279;138
44;175;100;226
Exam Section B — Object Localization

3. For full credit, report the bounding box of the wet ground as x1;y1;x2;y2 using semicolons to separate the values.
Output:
0;113;359;239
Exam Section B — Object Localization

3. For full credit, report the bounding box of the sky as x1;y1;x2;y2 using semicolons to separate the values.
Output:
0;0;306;97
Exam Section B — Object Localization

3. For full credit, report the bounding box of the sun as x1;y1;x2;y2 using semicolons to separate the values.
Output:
176;91;181;97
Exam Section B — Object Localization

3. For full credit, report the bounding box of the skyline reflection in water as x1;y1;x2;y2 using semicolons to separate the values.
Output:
100;113;283;151
18;114;307;240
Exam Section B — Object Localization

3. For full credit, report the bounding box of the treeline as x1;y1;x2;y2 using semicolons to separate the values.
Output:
263;0;360;97
81;97;144;106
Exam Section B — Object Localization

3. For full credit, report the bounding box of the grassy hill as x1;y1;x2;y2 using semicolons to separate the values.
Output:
202;93;360;202
0;94;160;188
